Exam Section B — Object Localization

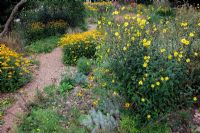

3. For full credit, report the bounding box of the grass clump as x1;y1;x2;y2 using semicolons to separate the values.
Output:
26;36;60;53
17;109;65;133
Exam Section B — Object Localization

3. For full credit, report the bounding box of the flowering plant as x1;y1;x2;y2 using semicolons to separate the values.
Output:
59;30;101;65
0;44;31;92
96;6;200;125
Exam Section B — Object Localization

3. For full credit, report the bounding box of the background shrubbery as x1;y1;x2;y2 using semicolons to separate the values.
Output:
15;0;86;44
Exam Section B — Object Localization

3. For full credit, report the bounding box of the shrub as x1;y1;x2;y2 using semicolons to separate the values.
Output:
59;30;100;65
18;0;86;27
0;44;31;92
77;57;92;75
96;6;200;126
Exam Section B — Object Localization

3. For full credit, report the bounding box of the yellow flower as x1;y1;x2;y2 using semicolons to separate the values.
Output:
124;22;129;27
181;38;190;45
141;98;145;102
113;91;118;96
144;56;150;60
151;84;155;88
108;21;112;25
131;37;135;41
194;52;198;56
147;114;151;119
124;102;131;108
98;21;101;25
165;77;169;81
168;55;172;60
156;81;160;86
121;6;125;11
160;48;166;53
193;96;198;101
189;32;195;37
143;39;151;48
180;22;188;27
174;51;178;57
112;79;115;83
186;58;190;63
93;100;99;106
163;29;167;33
112;10;119;15
143;62;148;68
161;77;164;81
123;46;127;51
138;80;143;86
115;32;119;37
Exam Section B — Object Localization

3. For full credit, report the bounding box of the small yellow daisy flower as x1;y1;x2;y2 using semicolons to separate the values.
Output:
186;58;190;63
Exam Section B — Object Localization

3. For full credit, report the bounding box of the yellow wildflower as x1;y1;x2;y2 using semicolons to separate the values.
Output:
189;32;195;37
181;38;190;45
193;96;198;101
151;84;155;88
138;80;143;86
143;39;151;48
186;58;190;63
141;98;145;102
147;114;151;119
156;81;160;86
124;102;131;108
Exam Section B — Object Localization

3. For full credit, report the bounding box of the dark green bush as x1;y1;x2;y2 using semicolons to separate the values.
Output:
19;0;86;27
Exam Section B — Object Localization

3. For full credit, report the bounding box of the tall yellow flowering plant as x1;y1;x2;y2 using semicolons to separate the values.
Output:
96;6;200;126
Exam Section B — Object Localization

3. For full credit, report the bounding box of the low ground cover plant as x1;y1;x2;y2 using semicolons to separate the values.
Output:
59;30;100;65
0;44;31;92
26;36;60;53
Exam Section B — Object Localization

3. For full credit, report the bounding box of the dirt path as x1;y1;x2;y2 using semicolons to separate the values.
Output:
1;47;66;133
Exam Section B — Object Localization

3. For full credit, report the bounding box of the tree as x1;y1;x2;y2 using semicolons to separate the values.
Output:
0;0;27;38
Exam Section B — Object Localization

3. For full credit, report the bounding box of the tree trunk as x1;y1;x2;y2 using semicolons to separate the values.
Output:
0;0;27;38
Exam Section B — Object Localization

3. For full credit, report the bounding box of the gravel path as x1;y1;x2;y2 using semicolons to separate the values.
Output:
1;48;66;133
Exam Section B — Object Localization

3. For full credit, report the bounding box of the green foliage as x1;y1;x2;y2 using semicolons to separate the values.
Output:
74;72;88;87
16;20;67;44
81;109;118;132
26;36;60;53
96;5;200;126
77;57;92;75
59;82;73;95
120;115;138;133
60;75;76;87
18;109;65;133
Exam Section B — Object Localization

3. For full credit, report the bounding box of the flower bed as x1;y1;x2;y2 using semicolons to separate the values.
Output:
0;44;31;92
59;30;101;65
